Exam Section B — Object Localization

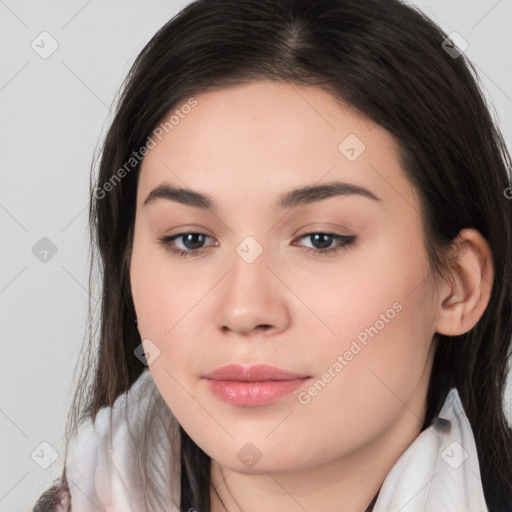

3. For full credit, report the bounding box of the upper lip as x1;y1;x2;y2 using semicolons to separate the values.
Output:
203;364;310;381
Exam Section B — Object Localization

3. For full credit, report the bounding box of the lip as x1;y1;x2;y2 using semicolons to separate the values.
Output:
202;364;311;407
203;363;309;381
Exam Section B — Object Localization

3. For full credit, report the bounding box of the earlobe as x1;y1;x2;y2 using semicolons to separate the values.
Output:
435;228;494;337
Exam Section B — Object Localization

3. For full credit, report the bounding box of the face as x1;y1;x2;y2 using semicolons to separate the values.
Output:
130;80;440;474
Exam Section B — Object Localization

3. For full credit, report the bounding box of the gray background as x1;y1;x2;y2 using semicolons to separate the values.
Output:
1;1;511;510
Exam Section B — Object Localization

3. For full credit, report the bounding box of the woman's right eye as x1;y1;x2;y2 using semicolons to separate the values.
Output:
157;232;217;258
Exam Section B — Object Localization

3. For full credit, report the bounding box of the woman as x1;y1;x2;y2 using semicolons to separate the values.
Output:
33;0;512;510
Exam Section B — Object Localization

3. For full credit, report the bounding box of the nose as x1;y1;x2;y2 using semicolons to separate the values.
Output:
213;242;290;337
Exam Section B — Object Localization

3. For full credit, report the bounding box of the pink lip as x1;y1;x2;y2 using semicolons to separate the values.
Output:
202;364;311;407
203;363;309;381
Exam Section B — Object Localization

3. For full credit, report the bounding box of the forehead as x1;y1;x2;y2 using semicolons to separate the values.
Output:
137;80;416;212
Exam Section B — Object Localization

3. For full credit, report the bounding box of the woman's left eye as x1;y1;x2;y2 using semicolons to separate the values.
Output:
157;231;357;258
294;232;357;255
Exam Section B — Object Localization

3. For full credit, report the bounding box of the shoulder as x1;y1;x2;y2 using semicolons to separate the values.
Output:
34;369;181;511
32;370;152;511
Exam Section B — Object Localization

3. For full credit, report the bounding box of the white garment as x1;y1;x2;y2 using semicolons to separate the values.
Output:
372;387;489;512
63;369;489;511
65;369;180;512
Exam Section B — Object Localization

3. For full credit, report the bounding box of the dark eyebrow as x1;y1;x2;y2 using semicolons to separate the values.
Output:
143;181;381;211
144;185;215;209
279;181;381;208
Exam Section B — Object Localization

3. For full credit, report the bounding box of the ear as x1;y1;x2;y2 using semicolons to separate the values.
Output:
435;228;494;336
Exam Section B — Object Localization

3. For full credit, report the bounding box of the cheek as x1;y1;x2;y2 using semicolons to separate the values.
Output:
296;231;429;347
302;232;435;398
290;293;435;462
130;232;211;384
130;230;190;337
130;239;207;428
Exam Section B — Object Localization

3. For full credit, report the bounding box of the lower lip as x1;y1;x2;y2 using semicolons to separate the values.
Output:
204;379;310;407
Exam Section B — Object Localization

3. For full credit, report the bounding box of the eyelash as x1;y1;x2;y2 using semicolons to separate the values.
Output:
157;230;357;258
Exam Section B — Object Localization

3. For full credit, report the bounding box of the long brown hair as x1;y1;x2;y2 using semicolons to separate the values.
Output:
37;0;512;511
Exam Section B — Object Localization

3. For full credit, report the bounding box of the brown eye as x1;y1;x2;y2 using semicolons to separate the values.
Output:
157;231;217;257
294;232;357;255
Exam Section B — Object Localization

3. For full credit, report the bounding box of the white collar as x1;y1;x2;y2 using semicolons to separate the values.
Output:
65;369;180;512
373;387;488;511
64;370;488;511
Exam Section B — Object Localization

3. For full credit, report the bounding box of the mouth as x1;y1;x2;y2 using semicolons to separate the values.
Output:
202;363;310;381
202;364;311;407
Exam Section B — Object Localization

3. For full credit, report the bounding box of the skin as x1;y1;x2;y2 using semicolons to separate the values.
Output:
129;80;494;512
